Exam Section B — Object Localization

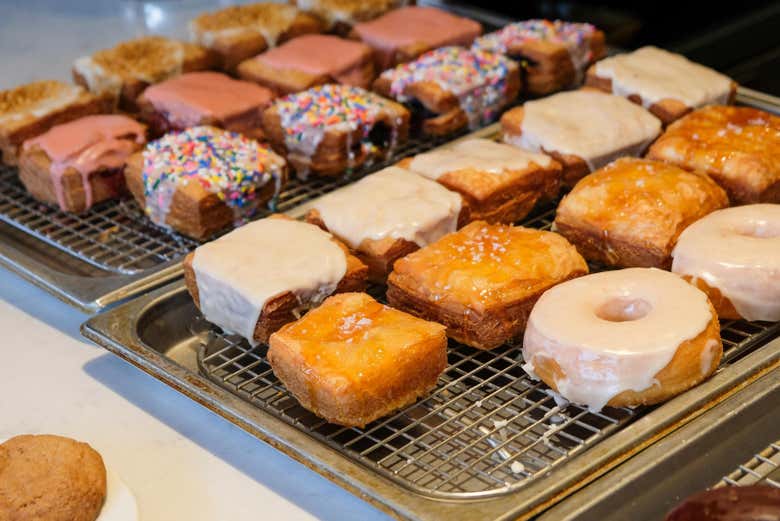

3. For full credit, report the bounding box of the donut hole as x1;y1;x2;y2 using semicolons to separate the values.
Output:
596;297;652;322
732;221;780;239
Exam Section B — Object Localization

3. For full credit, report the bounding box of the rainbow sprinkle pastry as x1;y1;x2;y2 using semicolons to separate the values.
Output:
473;20;597;74
379;46;514;129
142;125;286;229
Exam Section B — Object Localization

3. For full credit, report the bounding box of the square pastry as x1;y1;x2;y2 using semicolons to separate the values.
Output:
268;292;447;427
472;19;606;95
294;0;406;35
398;138;561;223
306;166;467;281
19;115;146;213
646;105;780;204
0;81;109;165
351;6;482;70
237;34;375;95
184;217;368;345
374;47;521;136
262;84;409;178
501;89;662;186
137;72;274;139
554;157;729;269
72;36;217;111
125;126;287;239
387;221;588;350
189;3;324;72
586;46;737;125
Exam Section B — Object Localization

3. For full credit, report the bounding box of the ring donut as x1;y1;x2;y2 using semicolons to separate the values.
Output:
522;268;722;411
672;204;780;321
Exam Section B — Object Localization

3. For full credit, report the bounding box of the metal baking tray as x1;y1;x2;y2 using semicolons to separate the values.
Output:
536;362;780;521
82;183;780;520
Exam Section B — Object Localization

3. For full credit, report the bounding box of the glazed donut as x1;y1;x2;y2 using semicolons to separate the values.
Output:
672;204;780;322
664;485;780;521
522;268;722;411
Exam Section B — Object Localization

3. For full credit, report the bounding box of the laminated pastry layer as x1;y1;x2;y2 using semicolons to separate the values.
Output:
505;90;661;171
311;166;462;249
141;126;285;228
192;218;347;343
522;268;714;411
190;3;299;48
672;204;780;321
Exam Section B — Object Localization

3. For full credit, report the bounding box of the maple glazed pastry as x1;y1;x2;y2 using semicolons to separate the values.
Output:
184;217;368;345
19;115;146;213
501;89;662;186
387;221;588;350
523;268;722;411
189;3;323;72
399;138;561;223
586;46;737;124
374;46;521;135
554;157;729;269
125;126;287;239
268;292;447;427
672;204;780;321
306;166;467;281
647;105;780;204
473;19;606;95
0;80;109;165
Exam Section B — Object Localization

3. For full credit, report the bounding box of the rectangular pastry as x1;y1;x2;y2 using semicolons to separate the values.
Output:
0;81;109;165
189;3;324;72
373;46;521;135
554;157;729;269
646;105;780;204
351;6;482;70
268;292;447;427
262;84;409;178
137;71;274;139
294;0;407;35
237;34;375;95
305;166;467;281
387;221;588;350
586;46;737;125
72;36;217;111
501;89;662;186
472;19;606;95
184;217;368;345
19;115;146;213
125;126;287;239
398;138;561;223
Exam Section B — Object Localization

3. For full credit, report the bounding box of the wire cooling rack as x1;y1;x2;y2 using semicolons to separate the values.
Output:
717;440;780;489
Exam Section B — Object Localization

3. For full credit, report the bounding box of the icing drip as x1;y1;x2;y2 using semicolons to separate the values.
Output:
408;138;552;180
380;46;513;129
312;166;462;249
473;19;598;77
272;84;402;170
141;126;285;229
672;204;780;321
593;46;733;108
192;218;347;344
190;4;298;49
24;115;145;211
510;90;661;171
522;268;713;411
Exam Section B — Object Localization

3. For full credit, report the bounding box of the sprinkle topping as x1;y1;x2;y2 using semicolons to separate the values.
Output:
380;46;513;128
142;126;285;230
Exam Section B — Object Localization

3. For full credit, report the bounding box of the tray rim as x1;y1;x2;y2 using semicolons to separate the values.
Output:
81;281;780;521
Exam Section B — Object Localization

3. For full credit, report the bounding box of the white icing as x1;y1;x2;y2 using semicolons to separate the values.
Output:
510;461;525;475
191;6;297;48
522;268;713;411
0;85;82;125
593;46;733;109
408;138;552;180
192;219;347;344
73;56;123;99
508;90;661;172
672;204;780;321
311;166;462;249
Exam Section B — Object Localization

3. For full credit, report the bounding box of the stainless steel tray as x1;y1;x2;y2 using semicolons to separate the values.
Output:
536;359;780;521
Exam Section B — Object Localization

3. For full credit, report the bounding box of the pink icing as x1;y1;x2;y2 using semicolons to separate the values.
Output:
142;72;274;128
24;115;145;211
258;34;371;76
353;6;482;51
